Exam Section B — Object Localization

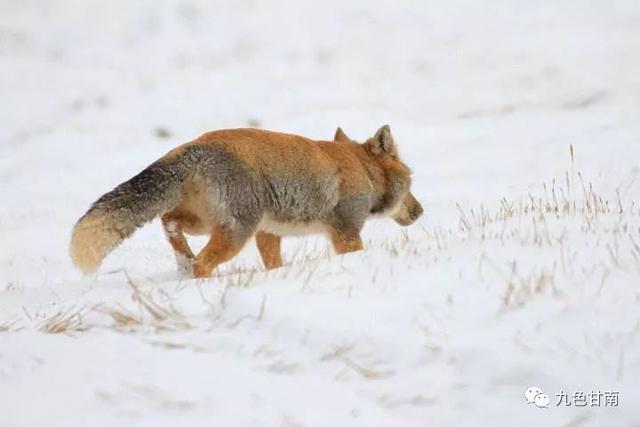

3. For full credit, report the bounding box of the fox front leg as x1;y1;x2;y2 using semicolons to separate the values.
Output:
329;228;364;254
328;196;367;254
255;232;283;270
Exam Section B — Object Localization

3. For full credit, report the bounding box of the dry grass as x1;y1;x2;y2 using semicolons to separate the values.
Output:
39;306;88;334
94;304;143;329
456;148;636;240
122;272;192;331
321;342;395;380
500;265;559;310
447;147;640;311
90;272;193;332
0;318;23;332
228;295;267;329
340;357;395;379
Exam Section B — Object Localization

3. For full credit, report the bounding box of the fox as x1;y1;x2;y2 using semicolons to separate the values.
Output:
70;125;423;278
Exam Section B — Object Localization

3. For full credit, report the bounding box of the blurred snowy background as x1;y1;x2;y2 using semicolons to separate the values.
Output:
1;1;639;426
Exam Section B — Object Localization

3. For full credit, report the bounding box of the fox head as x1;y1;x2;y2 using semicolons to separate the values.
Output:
334;125;423;226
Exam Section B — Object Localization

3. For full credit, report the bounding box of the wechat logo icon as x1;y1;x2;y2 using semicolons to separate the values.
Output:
525;386;550;408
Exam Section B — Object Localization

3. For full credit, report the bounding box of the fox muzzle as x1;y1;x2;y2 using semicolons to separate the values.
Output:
392;192;423;226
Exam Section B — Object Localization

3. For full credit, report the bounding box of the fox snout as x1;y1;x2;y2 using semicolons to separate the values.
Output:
393;192;423;226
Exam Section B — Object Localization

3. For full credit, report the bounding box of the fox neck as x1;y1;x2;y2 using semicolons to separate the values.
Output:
368;168;407;216
355;148;408;216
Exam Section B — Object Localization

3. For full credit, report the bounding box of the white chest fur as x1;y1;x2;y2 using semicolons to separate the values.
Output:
257;216;329;236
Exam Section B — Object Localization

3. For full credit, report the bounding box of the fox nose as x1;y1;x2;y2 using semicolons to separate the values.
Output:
410;203;424;221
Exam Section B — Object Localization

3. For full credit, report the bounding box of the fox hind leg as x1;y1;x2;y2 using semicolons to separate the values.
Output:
193;225;253;278
161;213;195;275
256;232;283;270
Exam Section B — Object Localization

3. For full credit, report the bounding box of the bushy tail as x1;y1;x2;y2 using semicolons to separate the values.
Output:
70;147;201;273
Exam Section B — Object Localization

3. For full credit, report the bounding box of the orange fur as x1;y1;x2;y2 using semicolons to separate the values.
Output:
329;229;364;254
255;232;283;269
193;226;249;278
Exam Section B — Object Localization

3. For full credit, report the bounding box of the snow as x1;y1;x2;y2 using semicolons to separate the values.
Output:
1;0;640;425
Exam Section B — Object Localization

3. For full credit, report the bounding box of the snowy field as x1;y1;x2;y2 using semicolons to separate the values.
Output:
1;0;640;425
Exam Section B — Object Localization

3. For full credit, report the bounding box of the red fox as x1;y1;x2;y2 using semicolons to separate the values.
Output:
70;125;423;278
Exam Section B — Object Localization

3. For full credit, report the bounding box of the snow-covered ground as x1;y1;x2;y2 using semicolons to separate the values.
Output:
1;0;640;425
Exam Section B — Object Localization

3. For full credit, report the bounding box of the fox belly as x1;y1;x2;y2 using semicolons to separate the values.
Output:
256;216;329;236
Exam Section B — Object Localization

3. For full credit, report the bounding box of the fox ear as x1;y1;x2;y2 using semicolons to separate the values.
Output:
368;124;396;156
334;127;350;142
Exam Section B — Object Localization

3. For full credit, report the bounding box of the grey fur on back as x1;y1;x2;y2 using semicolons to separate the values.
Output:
195;145;340;232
